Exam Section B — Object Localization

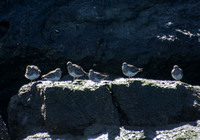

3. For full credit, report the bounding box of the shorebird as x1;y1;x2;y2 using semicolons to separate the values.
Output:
42;68;62;83
67;61;87;81
25;65;41;83
122;62;143;78
171;65;183;81
88;69;108;83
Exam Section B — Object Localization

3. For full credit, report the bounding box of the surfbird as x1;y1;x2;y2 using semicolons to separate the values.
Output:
122;62;143;78
42;68;62;82
25;65;41;83
67;61;87;81
171;65;183;81
88;69;108;83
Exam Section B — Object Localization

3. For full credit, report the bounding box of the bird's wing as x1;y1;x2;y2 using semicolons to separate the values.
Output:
73;64;87;75
42;71;56;78
128;65;138;72
173;68;183;76
95;72;108;79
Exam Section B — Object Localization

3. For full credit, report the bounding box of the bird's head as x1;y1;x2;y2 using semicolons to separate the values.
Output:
55;68;62;73
173;65;179;69
89;69;94;74
122;62;127;67
67;61;72;67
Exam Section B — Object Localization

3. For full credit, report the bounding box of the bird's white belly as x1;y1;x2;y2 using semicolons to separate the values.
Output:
124;71;137;77
70;71;81;77
44;76;60;81
172;74;183;80
25;73;40;80
93;78;100;82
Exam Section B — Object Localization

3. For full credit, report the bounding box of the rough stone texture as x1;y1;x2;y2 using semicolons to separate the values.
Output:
112;78;200;126
1;0;200;129
8;82;46;139
8;80;119;139
43;81;119;135
0;115;10;140
8;78;200;139
0;0;200;85
24;120;200;140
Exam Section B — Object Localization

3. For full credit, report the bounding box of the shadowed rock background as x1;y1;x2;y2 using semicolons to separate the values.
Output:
0;0;200;137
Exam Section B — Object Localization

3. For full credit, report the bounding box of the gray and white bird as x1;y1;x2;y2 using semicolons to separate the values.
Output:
25;65;41;83
171;65;183;81
88;69;108;83
42;68;62;82
67;61;87;81
122;62;143;78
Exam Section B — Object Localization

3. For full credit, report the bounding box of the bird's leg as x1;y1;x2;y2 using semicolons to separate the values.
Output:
94;82;98;88
31;80;32;84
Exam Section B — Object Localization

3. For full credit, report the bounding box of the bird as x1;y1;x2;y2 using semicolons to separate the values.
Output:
25;65;41;83
171;65;183;81
122;62;143;78
41;68;62;82
67;61;87;81
88;69;108;83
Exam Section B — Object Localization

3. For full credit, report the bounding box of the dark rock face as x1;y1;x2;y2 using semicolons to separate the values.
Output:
44;82;119;134
8;83;46;139
8;80;119;139
0;115;10;140
112;79;200;126
1;0;200;136
0;0;200;82
8;79;200;139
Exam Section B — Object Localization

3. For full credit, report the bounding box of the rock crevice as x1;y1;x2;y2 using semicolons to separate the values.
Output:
106;85;130;126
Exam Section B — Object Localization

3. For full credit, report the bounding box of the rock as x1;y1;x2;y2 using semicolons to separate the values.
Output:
8;83;47;139
0;0;200;82
8;79;200;139
43;81;119;134
24;132;84;140
153;121;200;140
1;0;200;132
112;78;200;126
8;80;119;139
0;115;10;140
24;120;200;140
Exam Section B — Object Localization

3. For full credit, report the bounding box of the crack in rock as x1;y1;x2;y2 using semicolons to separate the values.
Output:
106;85;130;126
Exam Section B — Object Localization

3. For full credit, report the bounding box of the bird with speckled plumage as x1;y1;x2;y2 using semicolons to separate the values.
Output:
122;62;142;78
171;65;183;81
25;65;41;83
42;68;62;82
88;69;108;83
67;61;87;81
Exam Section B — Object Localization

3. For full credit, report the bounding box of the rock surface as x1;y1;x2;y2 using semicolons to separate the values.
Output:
112;78;200;126
0;115;10;140
1;0;200;132
8;78;200;139
24;120;200;140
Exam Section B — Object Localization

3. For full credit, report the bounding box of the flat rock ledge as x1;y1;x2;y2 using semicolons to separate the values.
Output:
8;78;200;139
25;120;200;140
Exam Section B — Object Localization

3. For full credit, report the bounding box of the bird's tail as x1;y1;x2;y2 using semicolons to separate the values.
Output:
41;75;45;80
84;71;88;76
103;74;109;79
